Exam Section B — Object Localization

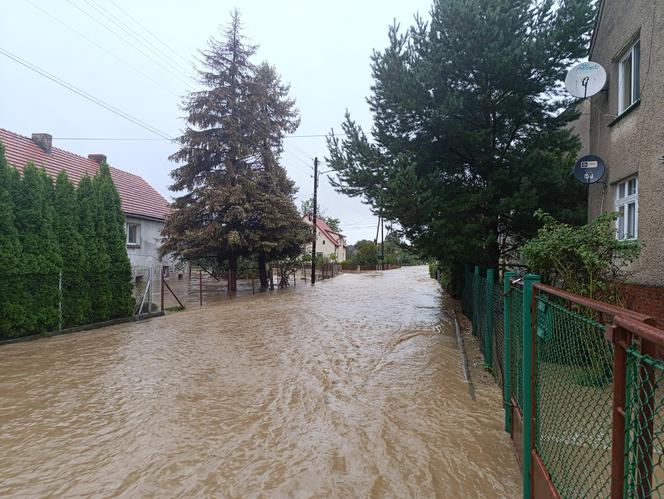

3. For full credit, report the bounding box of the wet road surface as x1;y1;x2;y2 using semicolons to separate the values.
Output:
0;266;520;497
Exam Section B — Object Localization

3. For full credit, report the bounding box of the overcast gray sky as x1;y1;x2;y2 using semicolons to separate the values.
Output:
1;0;431;243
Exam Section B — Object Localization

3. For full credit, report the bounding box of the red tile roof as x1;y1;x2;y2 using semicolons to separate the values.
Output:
0;128;170;221
304;214;346;247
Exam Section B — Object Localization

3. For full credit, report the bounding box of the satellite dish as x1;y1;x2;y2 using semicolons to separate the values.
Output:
574;155;605;184
565;62;606;98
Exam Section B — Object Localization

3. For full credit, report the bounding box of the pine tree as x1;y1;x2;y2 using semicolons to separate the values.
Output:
326;0;595;292
0;143;23;338
94;163;134;318
54;170;88;327
13;163;62;334
78;175;111;322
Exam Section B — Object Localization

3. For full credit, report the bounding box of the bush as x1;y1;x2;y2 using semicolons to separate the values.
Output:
521;210;641;304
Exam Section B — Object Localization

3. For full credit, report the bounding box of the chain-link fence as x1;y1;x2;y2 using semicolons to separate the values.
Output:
511;285;524;411
534;291;615;498
625;346;664;498
492;282;504;387
459;265;664;497
0;271;147;341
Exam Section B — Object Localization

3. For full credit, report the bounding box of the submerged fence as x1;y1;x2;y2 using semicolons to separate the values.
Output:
1;271;155;341
462;265;664;498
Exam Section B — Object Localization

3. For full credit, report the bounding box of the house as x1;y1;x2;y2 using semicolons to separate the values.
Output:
303;214;347;262
0;129;171;280
577;0;664;317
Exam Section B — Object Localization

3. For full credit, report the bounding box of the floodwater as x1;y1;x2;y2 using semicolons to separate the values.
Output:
0;266;520;497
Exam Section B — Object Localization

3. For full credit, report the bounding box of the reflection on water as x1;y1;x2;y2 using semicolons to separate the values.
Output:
0;266;520;497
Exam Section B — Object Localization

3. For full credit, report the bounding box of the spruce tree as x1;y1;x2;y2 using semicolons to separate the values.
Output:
94;163;134;318
0;143;23;338
78;175;111;322
54;170;88;327
163;11;262;292
247;63;309;287
13;163;61;334
326;0;595;292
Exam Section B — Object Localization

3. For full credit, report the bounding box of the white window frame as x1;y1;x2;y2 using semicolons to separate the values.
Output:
618;40;640;114
126;222;141;247
615;176;638;240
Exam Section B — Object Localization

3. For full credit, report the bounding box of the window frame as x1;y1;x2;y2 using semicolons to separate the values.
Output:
618;40;640;114
126;222;141;247
614;176;638;241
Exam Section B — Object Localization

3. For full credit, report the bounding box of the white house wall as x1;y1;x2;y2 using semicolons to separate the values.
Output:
125;215;172;278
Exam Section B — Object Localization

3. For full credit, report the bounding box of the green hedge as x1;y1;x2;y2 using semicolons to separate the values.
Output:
0;142;134;339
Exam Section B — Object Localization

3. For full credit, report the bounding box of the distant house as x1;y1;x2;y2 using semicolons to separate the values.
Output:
571;0;664;319
303;214;347;262
0;129;171;280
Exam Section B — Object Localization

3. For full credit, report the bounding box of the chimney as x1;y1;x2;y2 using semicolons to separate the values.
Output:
88;154;107;164
31;133;52;153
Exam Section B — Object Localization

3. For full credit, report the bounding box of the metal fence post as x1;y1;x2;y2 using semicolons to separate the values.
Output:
473;265;480;336
160;267;165;312
522;273;540;499
606;324;628;499
58;271;63;330
503;271;516;433
199;270;203;307
485;268;495;367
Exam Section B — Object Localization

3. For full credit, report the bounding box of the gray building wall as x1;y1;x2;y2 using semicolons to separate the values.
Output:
585;0;664;286
125;215;172;279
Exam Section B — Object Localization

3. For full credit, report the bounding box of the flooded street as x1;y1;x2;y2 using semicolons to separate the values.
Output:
0;266;520;497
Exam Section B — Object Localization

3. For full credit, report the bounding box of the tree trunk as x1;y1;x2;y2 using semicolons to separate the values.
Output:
258;252;269;288
228;253;238;293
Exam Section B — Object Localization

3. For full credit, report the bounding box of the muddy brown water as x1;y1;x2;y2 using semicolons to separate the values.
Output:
0;266;520;497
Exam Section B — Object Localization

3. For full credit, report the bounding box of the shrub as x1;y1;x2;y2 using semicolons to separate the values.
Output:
521;210;640;304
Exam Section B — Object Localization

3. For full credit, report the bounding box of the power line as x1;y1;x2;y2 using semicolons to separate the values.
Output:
24;0;181;98
107;0;193;67
64;0;195;90
0;47;174;140
51;132;344;140
83;0;196;83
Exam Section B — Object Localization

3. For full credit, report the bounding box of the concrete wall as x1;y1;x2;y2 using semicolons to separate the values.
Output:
125;215;172;279
586;0;664;286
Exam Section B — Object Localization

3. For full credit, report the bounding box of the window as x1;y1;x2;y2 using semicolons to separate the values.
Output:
615;176;638;240
322;239;326;245
618;40;640;114
126;222;141;246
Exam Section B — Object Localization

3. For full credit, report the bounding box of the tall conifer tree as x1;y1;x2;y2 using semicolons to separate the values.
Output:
163;11;258;292
163;12;307;292
248;62;309;287
0;143;23;338
78;175;111;322
54;170;88;327
13;163;61;333
94;163;134;318
326;0;595;292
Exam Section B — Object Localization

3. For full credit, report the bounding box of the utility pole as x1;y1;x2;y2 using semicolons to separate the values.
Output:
311;157;319;284
381;216;385;271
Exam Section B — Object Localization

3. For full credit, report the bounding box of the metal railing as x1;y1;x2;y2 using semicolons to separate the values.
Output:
462;265;664;498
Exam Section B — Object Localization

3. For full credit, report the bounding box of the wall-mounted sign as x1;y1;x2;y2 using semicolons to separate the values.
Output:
574;154;606;184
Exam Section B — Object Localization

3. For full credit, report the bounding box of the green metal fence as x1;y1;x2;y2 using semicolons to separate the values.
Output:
460;264;664;498
492;282;504;387
624;346;664;498
534;290;615;498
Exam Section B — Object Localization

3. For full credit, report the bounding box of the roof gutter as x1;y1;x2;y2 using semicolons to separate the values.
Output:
123;212;168;223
